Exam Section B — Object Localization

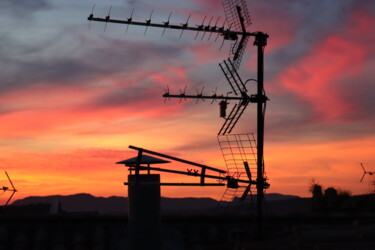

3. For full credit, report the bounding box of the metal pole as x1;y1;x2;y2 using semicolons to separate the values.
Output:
255;32;267;239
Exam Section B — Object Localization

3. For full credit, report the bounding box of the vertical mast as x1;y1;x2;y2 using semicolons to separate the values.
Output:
255;32;268;239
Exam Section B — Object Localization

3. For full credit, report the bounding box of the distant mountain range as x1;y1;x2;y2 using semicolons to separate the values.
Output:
11;193;308;215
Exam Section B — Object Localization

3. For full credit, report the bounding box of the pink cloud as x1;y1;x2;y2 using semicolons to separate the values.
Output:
0;74;188;138
278;9;374;123
188;43;225;65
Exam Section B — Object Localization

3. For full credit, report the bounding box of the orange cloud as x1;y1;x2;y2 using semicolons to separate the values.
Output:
2;1;375;204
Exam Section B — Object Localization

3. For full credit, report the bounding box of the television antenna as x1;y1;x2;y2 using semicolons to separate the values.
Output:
1;171;18;206
118;145;256;191
88;0;269;238
217;134;269;207
360;163;374;182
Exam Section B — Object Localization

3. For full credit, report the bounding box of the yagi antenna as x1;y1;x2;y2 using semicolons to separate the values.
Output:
1;171;18;206
88;1;256;59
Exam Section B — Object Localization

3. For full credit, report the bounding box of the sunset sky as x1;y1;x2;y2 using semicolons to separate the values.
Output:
1;0;375;205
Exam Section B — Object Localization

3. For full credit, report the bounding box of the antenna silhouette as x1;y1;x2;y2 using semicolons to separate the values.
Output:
120;145;256;190
222;0;252;69
1;171;18;206
217;134;269;208
88;0;269;238
87;0;258;59
360;163;374;182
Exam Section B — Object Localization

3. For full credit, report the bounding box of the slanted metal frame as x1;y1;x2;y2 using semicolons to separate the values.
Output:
120;145;255;188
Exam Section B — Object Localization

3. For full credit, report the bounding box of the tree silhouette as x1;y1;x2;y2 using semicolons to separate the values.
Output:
324;187;338;212
309;178;324;212
308;179;360;213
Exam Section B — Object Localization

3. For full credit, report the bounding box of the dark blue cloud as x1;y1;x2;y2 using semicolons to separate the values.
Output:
0;31;184;94
0;0;52;16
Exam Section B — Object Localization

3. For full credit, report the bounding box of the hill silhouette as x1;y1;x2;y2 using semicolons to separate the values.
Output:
11;193;304;215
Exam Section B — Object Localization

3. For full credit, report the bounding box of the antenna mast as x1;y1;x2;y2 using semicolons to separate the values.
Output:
88;0;269;238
